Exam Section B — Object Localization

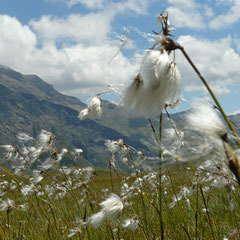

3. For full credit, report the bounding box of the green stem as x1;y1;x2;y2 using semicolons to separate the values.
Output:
179;47;239;142
199;185;215;240
159;112;164;240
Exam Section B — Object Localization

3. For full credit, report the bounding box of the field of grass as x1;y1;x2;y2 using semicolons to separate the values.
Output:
1;13;240;240
0;155;239;240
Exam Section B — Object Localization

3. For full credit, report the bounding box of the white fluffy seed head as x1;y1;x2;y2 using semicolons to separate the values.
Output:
100;193;123;221
186;100;227;140
122;218;139;231
165;62;181;105
122;74;144;109
122;49;181;117
87;95;102;119
78;108;89;120
89;211;106;228
78;95;102;120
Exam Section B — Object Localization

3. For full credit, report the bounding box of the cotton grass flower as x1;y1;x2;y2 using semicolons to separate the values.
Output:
122;49;181;116
122;217;139;231
16;133;33;142
89;193;123;228
0;199;15;212
0;145;18;160
89;211;106;228
100;193;123;221
79;95;102;120
186;100;227;141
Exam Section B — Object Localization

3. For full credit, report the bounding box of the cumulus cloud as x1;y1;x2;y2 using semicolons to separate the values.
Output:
175;35;240;95
65;0;107;8
46;0;150;14
0;0;149;96
1;0;239;100
45;0;107;9
30;13;112;45
209;0;240;29
0;15;37;67
166;0;206;30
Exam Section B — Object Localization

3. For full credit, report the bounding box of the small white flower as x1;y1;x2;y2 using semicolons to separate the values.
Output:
122;217;139;231
122;49;181;116
0;145;18;160
105;140;122;154
186;100;227;140
78;95;102;120
16;133;33;142
74;148;83;157
38;130;53;147
21;184;35;196
79;108;90;120
67;227;81;238
89;193;123;228
105;139;128;156
100;193;123;221
89;211;106;228
0;199;15;211
88;95;102;119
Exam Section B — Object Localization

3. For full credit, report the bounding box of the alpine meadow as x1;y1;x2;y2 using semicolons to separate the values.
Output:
1;11;240;240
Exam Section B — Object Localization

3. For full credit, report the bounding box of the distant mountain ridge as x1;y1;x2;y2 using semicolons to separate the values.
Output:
1;65;239;169
0;65;156;168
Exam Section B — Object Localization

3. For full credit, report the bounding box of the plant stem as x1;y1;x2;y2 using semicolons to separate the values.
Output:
179;47;239;142
159;112;164;240
199;185;216;240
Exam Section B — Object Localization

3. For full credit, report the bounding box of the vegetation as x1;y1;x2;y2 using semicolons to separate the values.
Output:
1;12;240;240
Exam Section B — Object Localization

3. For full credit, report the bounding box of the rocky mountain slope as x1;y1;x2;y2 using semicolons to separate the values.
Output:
0;66;157;168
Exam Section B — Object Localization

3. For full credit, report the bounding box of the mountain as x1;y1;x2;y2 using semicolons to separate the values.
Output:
0;65;159;169
1;65;239;170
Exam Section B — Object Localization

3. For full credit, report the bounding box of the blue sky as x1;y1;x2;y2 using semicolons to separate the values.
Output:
0;0;240;114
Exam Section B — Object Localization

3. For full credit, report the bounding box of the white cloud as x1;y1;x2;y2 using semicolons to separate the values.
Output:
30;13;112;45
66;0;107;8
45;0;107;9
166;0;206;30
46;0;150;14
234;38;240;52
209;0;240;29
0;15;37;67
0;8;140;96
229;109;240;116
174;35;240;95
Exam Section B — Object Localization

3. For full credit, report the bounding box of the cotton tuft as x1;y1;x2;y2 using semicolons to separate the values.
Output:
186;101;227;140
88;193;123;228
122;49;181;116
78;95;102;120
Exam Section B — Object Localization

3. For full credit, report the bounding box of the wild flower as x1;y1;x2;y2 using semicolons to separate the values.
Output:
89;193;123;228
82;167;96;183
122;217;139;231
30;172;43;184
0;145;18;160
89;211;106;228
105;139;128;155
0;199;15;211
122;49;181;116
186;100;227;141
73;148;83;157
40;148;67;170
18;203;27;211
38;130;54;148
169;186;195;209
78;95;102;120
100;193;124;220
67;227;81;238
16;133;33;142
21;183;35;196
78;108;89;120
